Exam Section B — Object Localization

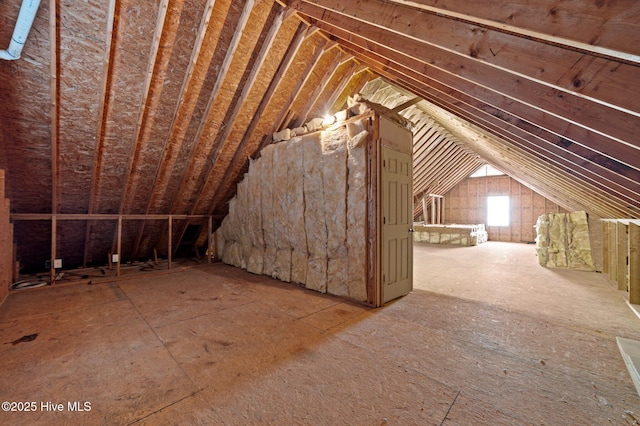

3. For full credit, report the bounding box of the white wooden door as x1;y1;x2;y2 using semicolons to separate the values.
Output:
382;146;413;303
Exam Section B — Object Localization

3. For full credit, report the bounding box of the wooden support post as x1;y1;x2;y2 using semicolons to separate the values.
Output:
13;241;19;283
602;221;609;275
50;216;56;285
617;222;628;291
629;223;640;305
153;248;158;265
431;197;436;224
168;215;172;270
116;215;122;277
441;196;445;224
207;216;212;265
422;194;427;223
436;197;441;224
609;221;617;283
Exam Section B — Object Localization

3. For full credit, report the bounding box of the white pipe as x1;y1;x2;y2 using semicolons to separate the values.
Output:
0;0;42;60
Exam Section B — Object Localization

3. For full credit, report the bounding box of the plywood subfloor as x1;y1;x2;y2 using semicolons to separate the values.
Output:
0;242;639;425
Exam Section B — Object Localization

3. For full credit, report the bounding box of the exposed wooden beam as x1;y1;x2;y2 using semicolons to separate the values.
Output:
11;214;216;221
292;3;640;164
352;46;640;209
175;3;287;255
365;78;632;216
421;105;631;217
206;20;308;217
386;0;640;63
387;97;421;114
51;216;56;284
320;21;638;198
112;0;169;258
159;0;255;256
130;0;217;260
324;62;364;113
419;98;634;216
116;215;122;276
630;223;640;305
294;0;640;117
49;0;59;282
83;0;118;267
295;50;345;126
192;5;286;205
119;0;169;214
263;36;328;143
186;0;255;168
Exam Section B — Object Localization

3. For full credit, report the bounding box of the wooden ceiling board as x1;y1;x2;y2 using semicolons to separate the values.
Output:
352;50;640;212
193;6;300;217
293;4;640;179
328;68;375;113
201;19;310;223
0;1;52;214
284;44;340;129
385;0;640;59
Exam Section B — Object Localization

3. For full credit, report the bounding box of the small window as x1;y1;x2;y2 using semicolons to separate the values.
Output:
487;196;510;227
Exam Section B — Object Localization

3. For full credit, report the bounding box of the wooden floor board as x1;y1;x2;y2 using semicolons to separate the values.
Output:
0;243;638;425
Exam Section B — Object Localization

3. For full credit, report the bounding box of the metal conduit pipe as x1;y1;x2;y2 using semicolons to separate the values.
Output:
0;0;42;61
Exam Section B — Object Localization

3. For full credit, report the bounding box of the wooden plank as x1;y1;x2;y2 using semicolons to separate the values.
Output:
186;4;287;220
366;70;636;218
385;0;640;60
630;223;640;305
323;21;640;202
260;35;328;151
349;47;640;215
323;62;364;114
329;67;373;113
50;0;59;216
112;0;169;261
205;19;308;217
168;0;256;218
281;41;340;130
370;117;381;306
302;10;638;204
11;214;214;220
83;0;118;268
609;221;618;283
51;216;57;285
207;216;212;265
296;50;345;126
116;215;122;277
618;222;629;291
168;216;172;270
293;0;640;144
602;221;610;275
118;0;170;215
129;0;217;260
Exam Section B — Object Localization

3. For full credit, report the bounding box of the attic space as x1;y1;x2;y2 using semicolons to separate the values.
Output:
0;0;639;424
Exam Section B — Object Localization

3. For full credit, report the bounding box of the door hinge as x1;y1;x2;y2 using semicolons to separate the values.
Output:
383;274;385;283
383;159;386;168
383;217;386;224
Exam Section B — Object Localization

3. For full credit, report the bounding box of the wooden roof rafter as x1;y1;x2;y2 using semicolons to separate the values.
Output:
369;65;640;214
173;3;293;252
129;0;218;260
82;0;119;267
290;2;640;168
330;28;640;210
385;68;640;207
111;0;170;255
384;0;640;63
206;20;310;220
